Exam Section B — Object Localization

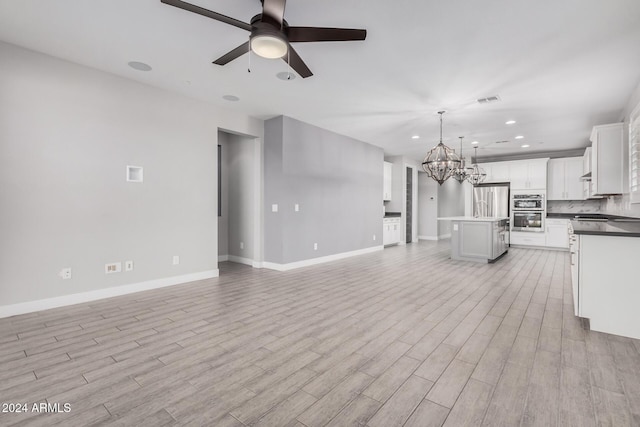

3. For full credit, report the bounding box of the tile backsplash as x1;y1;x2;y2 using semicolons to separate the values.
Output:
547;200;604;213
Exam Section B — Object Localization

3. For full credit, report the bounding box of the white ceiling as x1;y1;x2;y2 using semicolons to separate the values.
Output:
1;0;640;161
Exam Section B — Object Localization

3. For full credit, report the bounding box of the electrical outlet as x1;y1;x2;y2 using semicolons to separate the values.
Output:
271;204;278;213
58;268;72;280
294;204;300;212
125;260;134;271
313;243;318;251
172;255;180;265
105;262;121;274
373;234;376;241
240;242;244;250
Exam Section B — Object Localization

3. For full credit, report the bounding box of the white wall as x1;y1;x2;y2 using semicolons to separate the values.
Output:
0;41;263;308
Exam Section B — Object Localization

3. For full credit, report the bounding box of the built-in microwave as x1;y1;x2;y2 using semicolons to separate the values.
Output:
512;211;544;232
512;194;544;211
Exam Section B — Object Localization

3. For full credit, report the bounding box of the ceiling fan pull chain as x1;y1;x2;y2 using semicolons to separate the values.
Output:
248;41;252;74
287;49;291;80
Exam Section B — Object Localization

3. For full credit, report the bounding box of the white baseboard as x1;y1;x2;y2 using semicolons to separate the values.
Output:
418;235;439;241
0;270;219;319
262;245;383;272
227;255;257;267
438;234;452;240
218;255;229;262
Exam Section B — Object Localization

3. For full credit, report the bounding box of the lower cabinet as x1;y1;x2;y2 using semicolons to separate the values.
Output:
545;218;570;249
510;231;546;247
383;218;402;246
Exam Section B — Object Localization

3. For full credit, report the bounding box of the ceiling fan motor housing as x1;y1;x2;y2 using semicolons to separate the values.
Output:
250;15;289;58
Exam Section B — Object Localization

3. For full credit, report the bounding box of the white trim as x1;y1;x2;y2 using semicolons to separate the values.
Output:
227;255;256;267
418;235;439;241
438;234;452;240
261;246;383;272
0;270;219;319
218;255;229;262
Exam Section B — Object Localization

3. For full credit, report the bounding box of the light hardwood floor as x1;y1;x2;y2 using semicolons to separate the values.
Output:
1;241;639;426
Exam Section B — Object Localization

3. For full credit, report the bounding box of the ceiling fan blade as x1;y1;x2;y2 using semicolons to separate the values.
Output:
161;0;251;32
287;27;367;42
283;45;313;78
213;41;250;65
261;0;286;26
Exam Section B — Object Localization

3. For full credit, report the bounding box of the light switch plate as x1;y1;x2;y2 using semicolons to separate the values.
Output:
271;204;278;212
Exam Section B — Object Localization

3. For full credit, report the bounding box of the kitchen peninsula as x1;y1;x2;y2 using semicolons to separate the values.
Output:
438;217;509;263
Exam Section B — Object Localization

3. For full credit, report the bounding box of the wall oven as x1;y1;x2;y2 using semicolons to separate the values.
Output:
512;194;544;210
512;211;544;232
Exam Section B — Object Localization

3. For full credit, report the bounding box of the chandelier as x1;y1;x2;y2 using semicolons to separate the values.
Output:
452;136;469;183
466;146;487;185
422;111;462;185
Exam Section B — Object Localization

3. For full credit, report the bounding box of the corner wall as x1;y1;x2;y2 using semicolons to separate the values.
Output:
0;41;263;309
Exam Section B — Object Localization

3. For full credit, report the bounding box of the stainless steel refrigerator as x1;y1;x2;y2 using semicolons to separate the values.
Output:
473;182;510;244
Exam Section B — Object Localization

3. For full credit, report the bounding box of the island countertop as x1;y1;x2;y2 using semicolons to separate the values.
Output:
437;216;509;222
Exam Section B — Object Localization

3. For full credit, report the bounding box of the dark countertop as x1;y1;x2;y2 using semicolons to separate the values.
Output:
570;219;640;237
384;212;401;218
547;212;612;219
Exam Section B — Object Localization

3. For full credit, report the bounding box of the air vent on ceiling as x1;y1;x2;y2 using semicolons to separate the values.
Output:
495;140;509;144
477;95;501;104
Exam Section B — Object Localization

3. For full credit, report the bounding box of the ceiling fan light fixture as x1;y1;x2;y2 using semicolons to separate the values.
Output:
250;33;288;59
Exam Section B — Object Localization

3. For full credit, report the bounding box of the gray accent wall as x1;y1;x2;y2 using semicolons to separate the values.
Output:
437;179;466;237
264;116;383;264
0;41;263;306
418;172;438;238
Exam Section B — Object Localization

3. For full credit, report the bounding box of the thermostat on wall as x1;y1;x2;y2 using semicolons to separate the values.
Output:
126;165;143;183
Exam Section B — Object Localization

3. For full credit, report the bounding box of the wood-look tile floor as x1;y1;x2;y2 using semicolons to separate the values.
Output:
1;242;640;426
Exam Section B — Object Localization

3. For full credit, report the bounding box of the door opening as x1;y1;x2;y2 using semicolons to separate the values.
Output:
406;166;413;243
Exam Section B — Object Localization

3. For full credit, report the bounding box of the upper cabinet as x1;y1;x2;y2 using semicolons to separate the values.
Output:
591;123;625;195
548;157;584;200
483;162;510;183
383;161;393;201
509;158;549;190
479;159;548;190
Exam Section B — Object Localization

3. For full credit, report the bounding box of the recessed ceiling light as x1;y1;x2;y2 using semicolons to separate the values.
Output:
515;135;524;139
471;141;479;145
521;144;530;148
128;61;152;72
411;135;420;140
222;95;240;102
505;120;516;125
276;71;296;81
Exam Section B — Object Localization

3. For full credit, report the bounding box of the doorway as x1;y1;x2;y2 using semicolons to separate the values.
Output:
217;130;258;267
406;166;413;243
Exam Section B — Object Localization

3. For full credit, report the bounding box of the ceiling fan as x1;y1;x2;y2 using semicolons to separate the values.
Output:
160;0;367;78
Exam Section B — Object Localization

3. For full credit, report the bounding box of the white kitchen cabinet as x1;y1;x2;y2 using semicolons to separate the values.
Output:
482;161;510;183
545;218;570;249
383;161;393;201
591;123;624;195
509;159;549;190
510;231;546;247
578;233;640;339
547;157;584;200
582;147;603;199
383;217;401;246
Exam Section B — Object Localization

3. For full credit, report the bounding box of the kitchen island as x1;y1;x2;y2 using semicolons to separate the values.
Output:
437;217;509;263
